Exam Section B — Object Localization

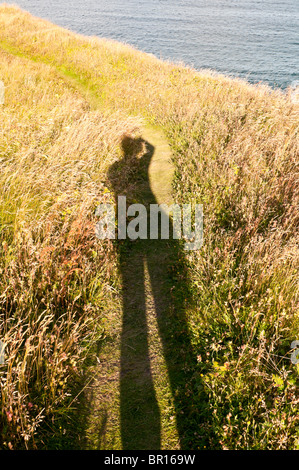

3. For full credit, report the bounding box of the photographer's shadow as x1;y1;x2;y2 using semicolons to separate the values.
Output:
108;135;200;450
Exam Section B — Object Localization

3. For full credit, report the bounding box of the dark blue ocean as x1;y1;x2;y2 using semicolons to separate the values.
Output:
13;0;299;89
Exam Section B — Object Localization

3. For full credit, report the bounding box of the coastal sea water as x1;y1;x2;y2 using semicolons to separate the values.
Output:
14;0;299;89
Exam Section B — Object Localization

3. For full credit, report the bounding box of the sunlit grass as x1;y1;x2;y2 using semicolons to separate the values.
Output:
0;4;298;449
0;48;140;448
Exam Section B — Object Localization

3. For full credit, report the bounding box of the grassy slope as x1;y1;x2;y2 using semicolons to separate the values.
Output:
0;5;298;449
0;44;140;449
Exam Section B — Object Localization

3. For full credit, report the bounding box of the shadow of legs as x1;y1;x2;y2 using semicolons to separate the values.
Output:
120;242;161;449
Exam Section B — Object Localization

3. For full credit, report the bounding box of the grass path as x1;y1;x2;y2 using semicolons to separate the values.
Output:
83;126;183;450
0;41;187;449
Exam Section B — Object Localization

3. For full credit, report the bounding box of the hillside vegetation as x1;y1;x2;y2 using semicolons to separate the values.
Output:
0;5;298;450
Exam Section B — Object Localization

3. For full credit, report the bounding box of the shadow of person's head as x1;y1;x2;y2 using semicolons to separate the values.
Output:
121;135;145;161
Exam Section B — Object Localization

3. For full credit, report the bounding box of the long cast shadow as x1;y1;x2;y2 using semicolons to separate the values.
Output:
108;135;203;450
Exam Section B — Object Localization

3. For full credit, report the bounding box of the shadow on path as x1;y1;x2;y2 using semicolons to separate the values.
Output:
108;135;202;450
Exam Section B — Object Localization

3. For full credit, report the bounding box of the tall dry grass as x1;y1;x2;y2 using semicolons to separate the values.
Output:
0;48;139;448
0;4;298;449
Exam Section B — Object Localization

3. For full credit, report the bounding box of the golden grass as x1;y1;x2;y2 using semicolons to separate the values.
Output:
0;4;298;449
0;47;140;448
